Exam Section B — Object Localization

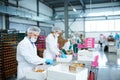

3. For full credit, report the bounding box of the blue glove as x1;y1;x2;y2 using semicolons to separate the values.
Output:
61;53;67;58
45;59;53;65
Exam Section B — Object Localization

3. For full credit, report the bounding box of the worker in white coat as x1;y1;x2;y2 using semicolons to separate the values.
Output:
61;39;76;54
43;27;62;60
62;39;76;51
17;26;53;80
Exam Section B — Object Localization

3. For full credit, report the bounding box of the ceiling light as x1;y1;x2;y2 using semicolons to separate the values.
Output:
73;8;77;12
69;2;77;12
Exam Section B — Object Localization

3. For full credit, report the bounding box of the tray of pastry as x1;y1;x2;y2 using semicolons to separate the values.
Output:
34;64;51;72
69;63;85;72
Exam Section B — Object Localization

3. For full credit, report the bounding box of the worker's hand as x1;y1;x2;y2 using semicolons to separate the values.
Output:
59;51;62;54
56;51;62;57
61;53;67;58
45;59;53;65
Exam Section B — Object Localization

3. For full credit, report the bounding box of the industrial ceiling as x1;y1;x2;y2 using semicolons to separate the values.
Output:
39;0;119;8
39;0;120;20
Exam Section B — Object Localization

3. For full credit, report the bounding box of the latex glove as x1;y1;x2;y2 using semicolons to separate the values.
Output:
45;59;53;65
61;53;67;58
69;45;72;50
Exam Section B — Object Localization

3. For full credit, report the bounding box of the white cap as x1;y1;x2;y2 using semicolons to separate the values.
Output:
52;27;62;32
27;26;41;34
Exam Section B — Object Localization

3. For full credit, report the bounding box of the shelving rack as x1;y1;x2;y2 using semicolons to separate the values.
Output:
0;31;18;80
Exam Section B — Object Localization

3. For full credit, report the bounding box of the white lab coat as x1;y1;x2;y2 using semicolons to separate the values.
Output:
62;40;73;51
43;33;60;60
17;37;46;80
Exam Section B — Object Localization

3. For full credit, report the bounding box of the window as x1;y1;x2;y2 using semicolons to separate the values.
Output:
85;19;120;32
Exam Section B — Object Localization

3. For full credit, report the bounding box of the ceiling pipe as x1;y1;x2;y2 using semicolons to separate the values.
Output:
69;2;77;12
16;0;19;7
79;0;85;8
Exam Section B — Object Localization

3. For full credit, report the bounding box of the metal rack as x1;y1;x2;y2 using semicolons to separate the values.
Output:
0;32;18;80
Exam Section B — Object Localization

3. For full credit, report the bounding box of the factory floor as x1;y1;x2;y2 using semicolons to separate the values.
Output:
97;47;120;80
8;47;120;80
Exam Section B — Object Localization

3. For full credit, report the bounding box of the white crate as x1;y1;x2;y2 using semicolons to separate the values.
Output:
108;45;117;52
56;55;72;62
25;65;51;80
117;49;120;57
77;50;97;61
25;71;46;80
47;64;88;80
108;42;115;46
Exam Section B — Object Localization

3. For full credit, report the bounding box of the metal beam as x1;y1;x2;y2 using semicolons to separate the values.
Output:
37;0;39;27
64;0;69;39
79;0;84;7
48;0;64;4
83;17;85;39
48;0;78;4
52;6;55;21
16;0;19;7
39;0;52;8
5;0;9;30
79;0;86;10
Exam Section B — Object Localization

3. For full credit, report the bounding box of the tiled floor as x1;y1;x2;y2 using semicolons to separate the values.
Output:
8;47;120;80
97;48;120;80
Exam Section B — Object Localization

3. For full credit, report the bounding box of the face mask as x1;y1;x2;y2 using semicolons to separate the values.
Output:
30;37;37;43
55;33;59;37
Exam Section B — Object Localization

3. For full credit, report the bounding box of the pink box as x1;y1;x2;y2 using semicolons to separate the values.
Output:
77;44;85;48
85;38;95;48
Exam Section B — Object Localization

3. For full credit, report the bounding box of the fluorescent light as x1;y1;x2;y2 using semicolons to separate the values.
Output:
73;8;77;12
79;15;83;17
69;2;77;12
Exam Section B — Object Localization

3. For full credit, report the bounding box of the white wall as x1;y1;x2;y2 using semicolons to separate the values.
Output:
18;0;53;20
54;21;64;30
8;0;53;32
9;17;37;25
10;22;30;33
69;20;84;31
19;0;36;11
39;23;53;27
39;2;53;18
55;19;85;39
8;0;16;4
55;19;85;32
9;17;37;33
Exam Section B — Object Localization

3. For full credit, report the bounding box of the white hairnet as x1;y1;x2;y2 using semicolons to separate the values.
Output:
52;27;61;32
27;26;41;33
70;38;75;42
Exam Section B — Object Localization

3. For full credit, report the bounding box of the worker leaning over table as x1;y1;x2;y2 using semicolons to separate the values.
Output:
16;26;53;80
43;27;65;60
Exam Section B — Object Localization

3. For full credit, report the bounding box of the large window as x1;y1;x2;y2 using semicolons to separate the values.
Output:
85;19;120;32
